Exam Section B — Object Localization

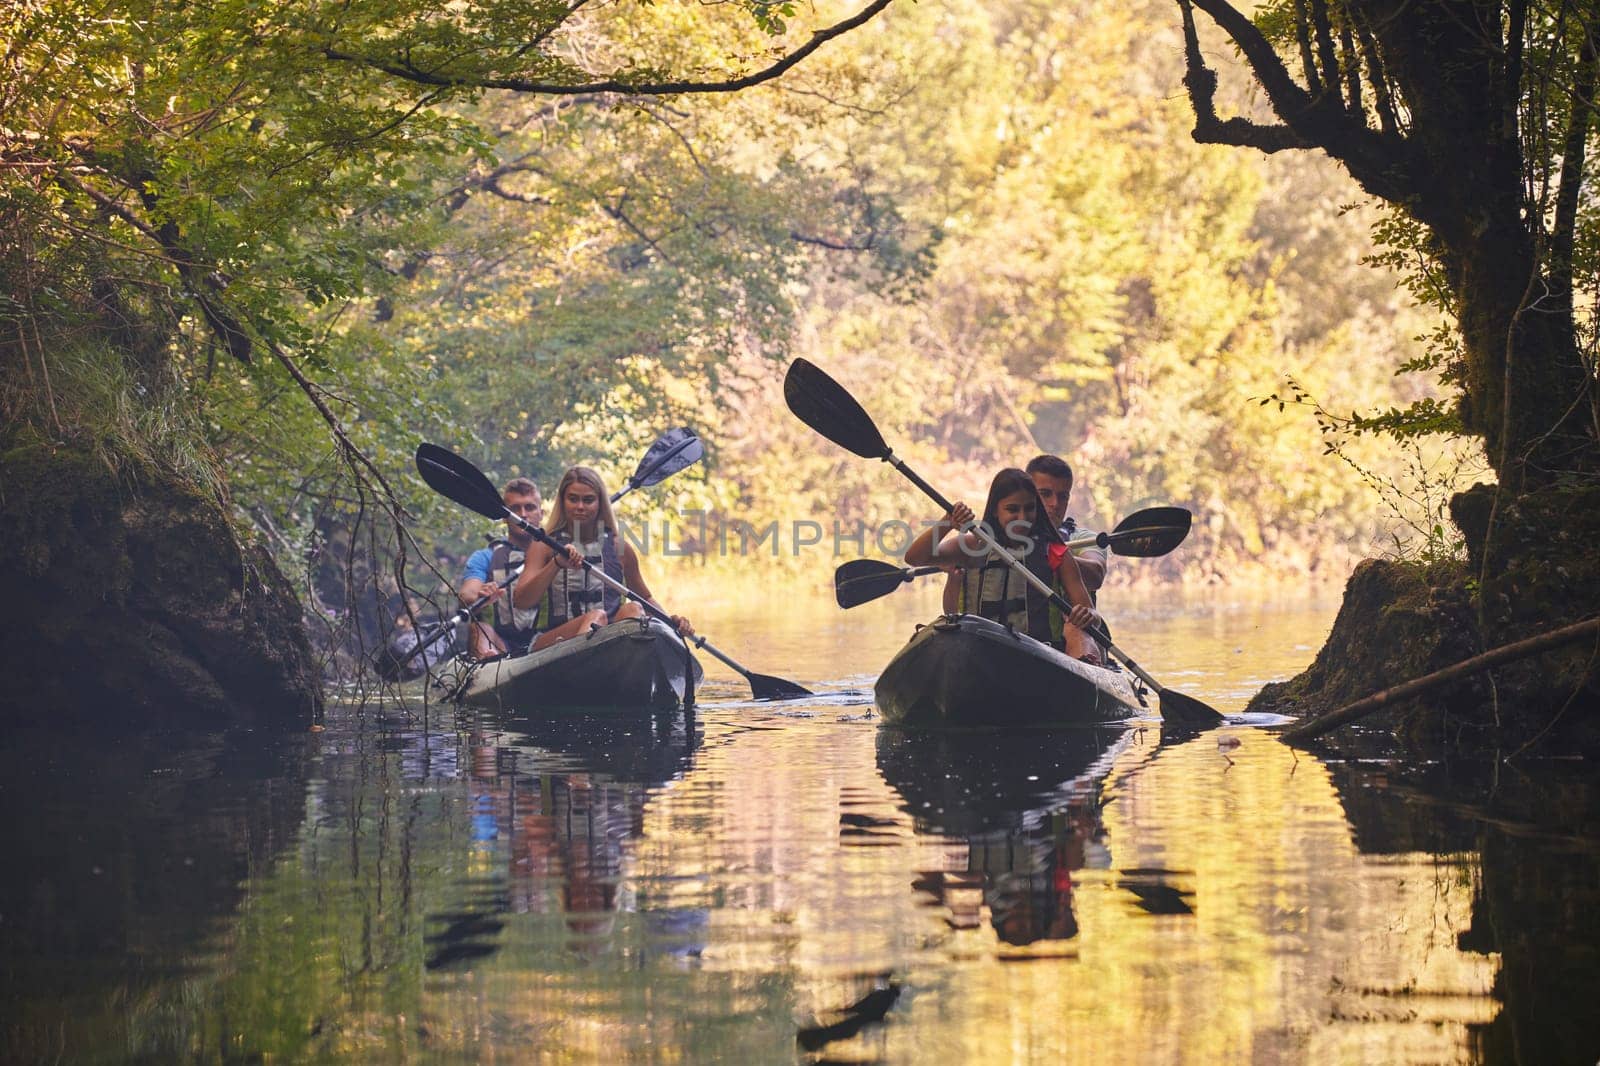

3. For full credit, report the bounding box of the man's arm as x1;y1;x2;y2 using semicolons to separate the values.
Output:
458;547;494;604
456;547;505;658
1072;545;1107;592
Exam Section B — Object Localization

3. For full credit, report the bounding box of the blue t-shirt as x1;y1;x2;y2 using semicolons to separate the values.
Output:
461;547;494;584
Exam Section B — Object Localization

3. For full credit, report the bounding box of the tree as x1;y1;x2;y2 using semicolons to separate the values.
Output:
1176;0;1600;496
1;0;895;497
0;0;899;684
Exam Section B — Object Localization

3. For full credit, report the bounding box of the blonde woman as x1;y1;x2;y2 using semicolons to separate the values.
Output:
513;466;694;650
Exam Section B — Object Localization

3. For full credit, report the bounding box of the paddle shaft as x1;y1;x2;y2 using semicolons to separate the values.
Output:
886;453;1171;695
400;564;524;664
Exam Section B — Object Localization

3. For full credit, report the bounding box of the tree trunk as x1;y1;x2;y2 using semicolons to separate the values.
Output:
1451;229;1599;491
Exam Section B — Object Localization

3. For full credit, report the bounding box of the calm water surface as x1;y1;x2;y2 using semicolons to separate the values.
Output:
3;584;1596;1063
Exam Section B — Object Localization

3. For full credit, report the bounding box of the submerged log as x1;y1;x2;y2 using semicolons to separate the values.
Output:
1281;617;1600;743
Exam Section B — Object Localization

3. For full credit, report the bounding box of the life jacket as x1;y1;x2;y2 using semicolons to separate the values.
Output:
1053;516;1100;605
958;539;1068;647
1048;519;1113;647
539;528;623;630
487;540;541;639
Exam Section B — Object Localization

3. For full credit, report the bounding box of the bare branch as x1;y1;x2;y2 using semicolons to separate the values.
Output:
481;177;553;204
1309;0;1343;106
264;337;411;520
1179;0;1314;152
790;229;875;251
1339;20;1363;115
1293;0;1323;97
1353;10;1400;137
1183;0;1414;199
1550;20;1598;300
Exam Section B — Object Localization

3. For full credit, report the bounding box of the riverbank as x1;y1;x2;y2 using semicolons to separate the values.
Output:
1253;485;1600;756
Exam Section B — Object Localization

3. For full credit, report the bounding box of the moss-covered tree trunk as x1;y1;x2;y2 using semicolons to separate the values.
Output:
1185;0;1600;746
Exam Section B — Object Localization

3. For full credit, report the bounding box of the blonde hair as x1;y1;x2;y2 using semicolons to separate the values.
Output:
547;466;618;540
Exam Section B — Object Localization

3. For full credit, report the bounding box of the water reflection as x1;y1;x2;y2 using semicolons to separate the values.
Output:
877;727;1205;951
6;592;1600;1064
429;708;703;966
0;724;312;1063
1320;750;1600;1064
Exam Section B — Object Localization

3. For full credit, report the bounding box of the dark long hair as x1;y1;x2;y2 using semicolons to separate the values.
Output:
980;468;1061;550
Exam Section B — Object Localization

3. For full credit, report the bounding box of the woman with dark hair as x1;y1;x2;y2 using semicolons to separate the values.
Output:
905;468;1103;661
513;465;694;650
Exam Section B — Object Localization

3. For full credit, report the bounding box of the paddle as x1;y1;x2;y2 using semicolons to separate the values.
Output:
394;563;524;669
416;442;812;701
834;507;1194;609
834;560;945;609
611;427;704;503
784;358;1222;728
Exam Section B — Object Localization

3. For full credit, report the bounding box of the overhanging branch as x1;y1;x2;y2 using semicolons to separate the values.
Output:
1179;1;1314;152
325;0;895;97
1180;0;1415;201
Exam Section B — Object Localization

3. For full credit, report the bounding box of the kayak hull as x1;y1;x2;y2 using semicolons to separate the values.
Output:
440;617;703;711
874;614;1143;728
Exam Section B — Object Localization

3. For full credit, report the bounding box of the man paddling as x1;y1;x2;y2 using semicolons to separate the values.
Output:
457;477;545;659
1024;454;1106;600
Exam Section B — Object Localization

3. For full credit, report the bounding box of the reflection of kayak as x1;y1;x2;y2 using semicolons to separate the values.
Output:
874;614;1143;727
437;617;703;710
876;727;1125;835
499;706;701;785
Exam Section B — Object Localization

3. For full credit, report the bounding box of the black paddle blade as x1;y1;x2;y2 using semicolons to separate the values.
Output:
834;559;912;609
748;671;813;700
613;427;705;501
1112;506;1191;536
415;443;506;520
1105;525;1189;558
783;359;890;460
1103;506;1191;558
632;427;703;488
1159;687;1224;728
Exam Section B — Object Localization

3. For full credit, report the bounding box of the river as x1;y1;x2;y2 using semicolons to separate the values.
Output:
2;583;1596;1063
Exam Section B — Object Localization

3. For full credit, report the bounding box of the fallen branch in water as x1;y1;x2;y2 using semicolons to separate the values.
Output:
1279;616;1600;743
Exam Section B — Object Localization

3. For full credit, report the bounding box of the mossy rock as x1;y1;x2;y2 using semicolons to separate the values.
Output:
0;438;321;724
1259;484;1600;755
1250;558;1481;725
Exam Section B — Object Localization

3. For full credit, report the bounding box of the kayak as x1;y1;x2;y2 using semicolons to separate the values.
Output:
436;616;703;711
874;614;1144;727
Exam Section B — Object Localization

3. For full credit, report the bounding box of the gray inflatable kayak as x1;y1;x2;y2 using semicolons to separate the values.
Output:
874;614;1143;727
437;616;703;711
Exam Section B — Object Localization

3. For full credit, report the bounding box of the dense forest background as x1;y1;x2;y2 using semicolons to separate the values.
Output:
1;0;1550;674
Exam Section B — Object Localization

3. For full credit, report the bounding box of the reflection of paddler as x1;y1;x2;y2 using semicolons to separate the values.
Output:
517;466;695;647
878;729;1120;945
983;797;1104;945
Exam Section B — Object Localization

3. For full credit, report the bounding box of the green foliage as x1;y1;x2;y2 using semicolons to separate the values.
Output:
1262;377;1482;564
693;0;1462;582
